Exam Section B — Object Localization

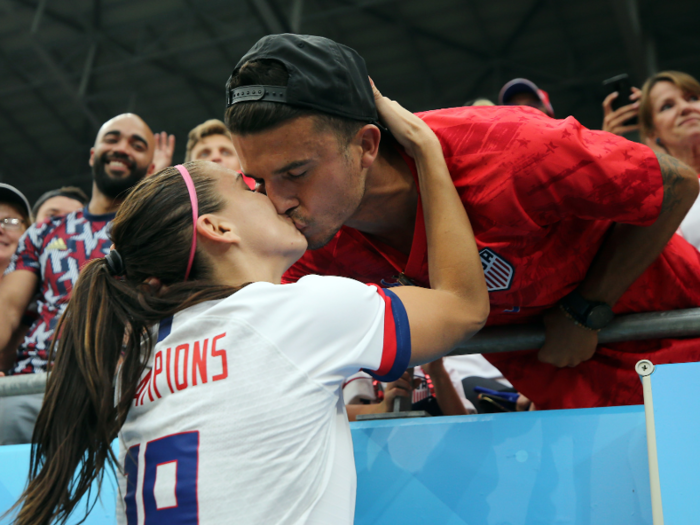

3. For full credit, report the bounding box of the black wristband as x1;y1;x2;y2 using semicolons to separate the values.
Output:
558;290;614;330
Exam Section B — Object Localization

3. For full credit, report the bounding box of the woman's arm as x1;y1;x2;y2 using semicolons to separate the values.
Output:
372;83;489;367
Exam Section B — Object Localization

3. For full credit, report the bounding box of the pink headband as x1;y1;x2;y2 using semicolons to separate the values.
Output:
175;164;198;281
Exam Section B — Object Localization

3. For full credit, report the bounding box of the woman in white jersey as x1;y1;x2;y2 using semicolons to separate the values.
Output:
14;86;489;525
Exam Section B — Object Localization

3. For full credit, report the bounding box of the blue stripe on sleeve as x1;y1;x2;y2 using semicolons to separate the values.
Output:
157;316;173;343
367;288;412;382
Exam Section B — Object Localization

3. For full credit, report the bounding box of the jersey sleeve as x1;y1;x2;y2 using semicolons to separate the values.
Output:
242;275;411;390
360;285;412;382
510;111;664;226
4;224;44;276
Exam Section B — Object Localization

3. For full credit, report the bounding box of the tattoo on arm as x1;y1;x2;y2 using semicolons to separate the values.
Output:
656;152;691;213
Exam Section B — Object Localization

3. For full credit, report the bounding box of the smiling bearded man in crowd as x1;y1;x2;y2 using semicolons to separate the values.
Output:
0;113;157;445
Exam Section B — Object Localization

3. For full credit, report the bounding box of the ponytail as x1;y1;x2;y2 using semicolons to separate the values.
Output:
13;163;243;525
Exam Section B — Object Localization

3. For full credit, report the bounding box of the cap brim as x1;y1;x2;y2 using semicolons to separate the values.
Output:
0;183;32;219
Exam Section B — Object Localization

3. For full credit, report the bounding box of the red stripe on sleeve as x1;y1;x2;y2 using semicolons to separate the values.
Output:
368;284;398;377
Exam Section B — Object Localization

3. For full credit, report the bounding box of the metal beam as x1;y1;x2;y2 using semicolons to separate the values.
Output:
146;25;219;116
183;0;239;67
28;0;47;34
0;102;58;167
610;0;657;83
465;0;496;54
497;0;548;59
0;46;82;143
78;0;100;99
0;7;258;99
30;40;101;128
383;2;440;109
290;0;304;33
7;0;235;97
450;308;700;355
78;43;97;98
330;0;490;62
548;0;580;77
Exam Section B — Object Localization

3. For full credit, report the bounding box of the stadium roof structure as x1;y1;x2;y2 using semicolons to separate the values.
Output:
0;0;698;202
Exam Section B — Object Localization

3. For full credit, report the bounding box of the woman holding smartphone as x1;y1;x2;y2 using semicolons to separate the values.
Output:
13;85;488;525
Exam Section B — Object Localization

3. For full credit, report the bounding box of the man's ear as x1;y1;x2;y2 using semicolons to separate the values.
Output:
89;147;95;167
196;214;240;245
147;162;156;176
357;124;381;170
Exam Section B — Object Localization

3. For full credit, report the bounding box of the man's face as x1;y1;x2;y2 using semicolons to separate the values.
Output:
191;134;241;172
232;116;366;250
35;196;84;223
89;115;155;200
507;92;547;114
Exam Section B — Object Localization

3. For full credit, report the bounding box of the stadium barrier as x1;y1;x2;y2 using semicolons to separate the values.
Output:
3;307;700;399
449;307;700;355
0;405;653;525
0;372;46;398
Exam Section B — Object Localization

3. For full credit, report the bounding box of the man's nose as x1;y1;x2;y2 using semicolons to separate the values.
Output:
111;139;130;156
264;182;300;215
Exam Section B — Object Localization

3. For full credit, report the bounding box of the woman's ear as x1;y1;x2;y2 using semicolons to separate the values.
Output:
196;214;240;245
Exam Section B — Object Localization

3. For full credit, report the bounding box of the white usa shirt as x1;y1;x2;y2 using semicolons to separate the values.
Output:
117;275;411;525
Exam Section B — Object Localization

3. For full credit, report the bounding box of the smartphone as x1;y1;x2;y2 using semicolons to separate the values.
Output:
602;73;638;126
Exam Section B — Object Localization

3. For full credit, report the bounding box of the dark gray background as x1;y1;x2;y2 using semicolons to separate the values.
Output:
0;0;698;203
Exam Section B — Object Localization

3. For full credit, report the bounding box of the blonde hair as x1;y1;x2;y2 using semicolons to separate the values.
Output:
639;71;700;140
184;119;233;162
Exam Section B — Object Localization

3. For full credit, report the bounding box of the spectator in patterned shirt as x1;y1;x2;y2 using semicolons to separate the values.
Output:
0;113;157;445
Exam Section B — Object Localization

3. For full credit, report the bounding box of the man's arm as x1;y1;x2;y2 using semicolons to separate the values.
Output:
539;152;699;367
0;270;39;372
345;371;414;422
421;359;472;415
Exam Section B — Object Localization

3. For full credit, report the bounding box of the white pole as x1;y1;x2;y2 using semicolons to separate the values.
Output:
636;359;664;525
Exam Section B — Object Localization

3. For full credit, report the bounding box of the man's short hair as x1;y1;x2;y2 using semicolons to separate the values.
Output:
184;119;234;162
224;59;363;146
32;186;88;219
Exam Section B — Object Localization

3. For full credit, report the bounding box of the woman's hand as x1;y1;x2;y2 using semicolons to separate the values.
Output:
370;78;441;158
602;87;641;135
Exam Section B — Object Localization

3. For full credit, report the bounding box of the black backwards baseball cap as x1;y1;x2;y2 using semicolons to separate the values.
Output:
226;34;378;123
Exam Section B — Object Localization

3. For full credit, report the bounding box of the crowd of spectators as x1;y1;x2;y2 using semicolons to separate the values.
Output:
0;58;699;443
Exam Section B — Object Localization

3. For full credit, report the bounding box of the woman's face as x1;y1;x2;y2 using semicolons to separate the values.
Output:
648;81;700;148
0;203;26;269
212;165;308;267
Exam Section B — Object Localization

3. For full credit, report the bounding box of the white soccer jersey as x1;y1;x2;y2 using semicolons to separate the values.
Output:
117;275;410;525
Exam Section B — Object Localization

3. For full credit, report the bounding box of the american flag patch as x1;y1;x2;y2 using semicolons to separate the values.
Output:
480;248;514;292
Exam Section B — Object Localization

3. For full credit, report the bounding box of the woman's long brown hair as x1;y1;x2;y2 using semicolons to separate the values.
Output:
12;162;244;525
